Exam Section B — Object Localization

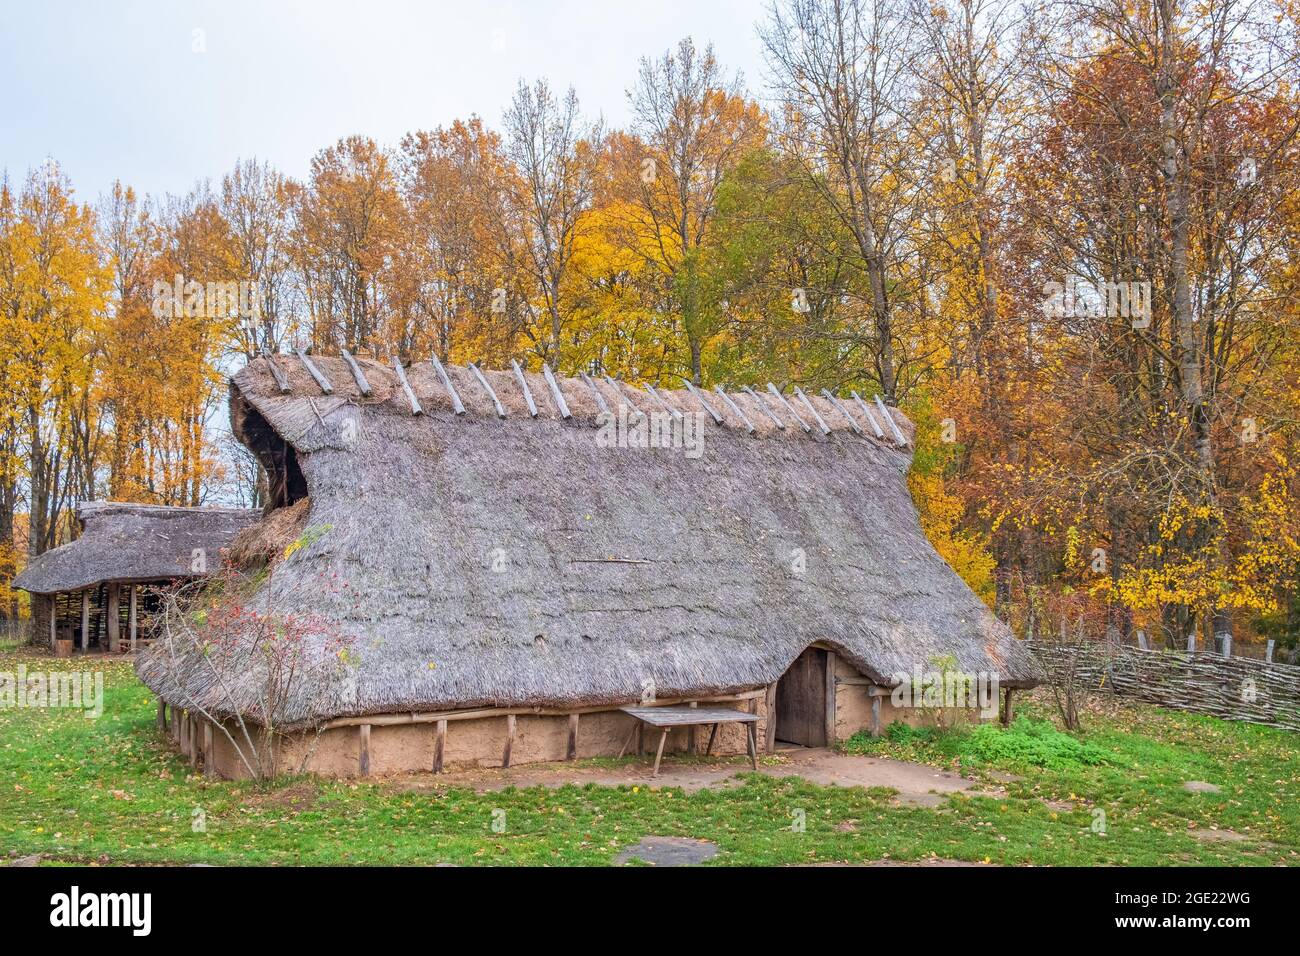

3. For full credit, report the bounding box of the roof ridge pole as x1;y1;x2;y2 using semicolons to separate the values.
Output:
340;349;374;397
684;381;723;425
820;388;862;436
295;348;334;395
604;375;645;420
263;351;292;394
468;363;507;418
429;353;466;415
542;364;572;419
874;394;908;446
742;385;785;429
793;386;831;435
391;357;423;415
579;371;610;415
643;383;683;420
712;385;755;434
850;390;885;438
510;360;539;417
767;382;811;433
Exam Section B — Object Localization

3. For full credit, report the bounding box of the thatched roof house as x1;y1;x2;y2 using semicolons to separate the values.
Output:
139;354;1041;778
15;502;258;653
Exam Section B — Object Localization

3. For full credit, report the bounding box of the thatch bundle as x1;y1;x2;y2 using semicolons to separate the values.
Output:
137;354;1042;728
13;501;259;595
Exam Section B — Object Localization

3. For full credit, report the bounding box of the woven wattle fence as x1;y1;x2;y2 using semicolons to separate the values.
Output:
1025;639;1300;733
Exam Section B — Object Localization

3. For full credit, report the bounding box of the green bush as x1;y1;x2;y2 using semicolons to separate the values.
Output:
960;717;1111;770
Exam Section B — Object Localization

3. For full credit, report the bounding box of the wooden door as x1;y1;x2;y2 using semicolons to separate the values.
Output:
775;648;828;746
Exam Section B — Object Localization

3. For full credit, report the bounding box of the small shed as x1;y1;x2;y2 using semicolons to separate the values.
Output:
12;502;259;654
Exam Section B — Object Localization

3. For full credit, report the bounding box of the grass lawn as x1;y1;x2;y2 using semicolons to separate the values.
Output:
1;647;1297;866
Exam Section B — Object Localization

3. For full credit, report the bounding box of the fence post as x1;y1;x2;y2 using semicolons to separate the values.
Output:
1266;639;1275;664
1218;632;1232;657
1186;631;1197;653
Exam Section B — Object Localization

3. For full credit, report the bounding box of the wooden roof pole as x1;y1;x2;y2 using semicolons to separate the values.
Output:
429;354;466;415
340;349;374;397
295;349;334;395
511;360;539;417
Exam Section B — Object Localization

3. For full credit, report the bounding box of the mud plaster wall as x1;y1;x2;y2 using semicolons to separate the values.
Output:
199;695;769;779
833;653;986;740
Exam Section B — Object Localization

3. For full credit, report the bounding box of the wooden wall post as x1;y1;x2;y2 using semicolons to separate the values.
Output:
48;597;56;650
502;714;516;768
566;713;579;761
824;651;838;745
80;591;90;653
1001;688;1014;726
106;583;120;653
870;694;882;738
687;701;697;755
128;585;138;653
433;719;446;773
156;700;166;731
358;724;371;776
764;682;778;753
203;721;215;778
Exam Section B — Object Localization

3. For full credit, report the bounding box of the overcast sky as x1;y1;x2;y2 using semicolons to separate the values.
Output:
1;0;772;203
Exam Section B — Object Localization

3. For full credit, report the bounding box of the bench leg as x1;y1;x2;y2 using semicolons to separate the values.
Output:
705;723;718;756
618;721;638;759
746;724;758;770
652;728;669;777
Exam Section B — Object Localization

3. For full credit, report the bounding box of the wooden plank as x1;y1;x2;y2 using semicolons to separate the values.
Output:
821;389;863;435
603;375;645;420
580;371;610;415
265;353;292;394
746;724;758;770
502;714;516;767
391;357;423;415
824;651;837;744
542;364;571;419
618;705;759;726
850;390;885;438
767;383;811;432
468;362;507;418
764;682;778;753
340;349;374;396
712;386;755;434
511;360;539;417
741;385;785;429
794;386;832;435
567;713;579;761
295;348;334;394
106;583;120;653
683;380;723;425
128;585;137;653
434;719;446;773
429;353;466;414
705;723;718;756
358;724;371;776
644;383;683;420
874;394;908;445
80;590;89;653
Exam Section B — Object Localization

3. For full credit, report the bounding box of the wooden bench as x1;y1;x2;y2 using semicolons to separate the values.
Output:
618;705;760;776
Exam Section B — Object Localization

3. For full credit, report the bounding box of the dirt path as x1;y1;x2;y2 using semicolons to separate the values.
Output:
390;747;995;807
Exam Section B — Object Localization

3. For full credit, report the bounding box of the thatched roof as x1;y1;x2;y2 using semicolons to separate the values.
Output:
137;353;1041;727
12;502;259;595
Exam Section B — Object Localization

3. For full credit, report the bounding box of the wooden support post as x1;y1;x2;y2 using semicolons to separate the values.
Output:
48;599;56;650
106;583;120;653
80;591;89;653
870;695;882;738
502;714;516;768
746;724;759;770
203;721;215;778
434;719;446;773
687;701;697;755
634;722;643;756
358;724;371;776
128;585;138;653
652;727;669;777
156;700;166;731
705;723;718;756
824;652;837;745
764;682;778;753
1001;688;1014;726
566;713;579;761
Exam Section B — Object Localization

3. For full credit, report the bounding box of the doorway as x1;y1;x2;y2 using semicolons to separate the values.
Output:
774;647;828;746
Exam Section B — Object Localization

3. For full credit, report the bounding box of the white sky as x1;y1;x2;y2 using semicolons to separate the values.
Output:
1;0;773;202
